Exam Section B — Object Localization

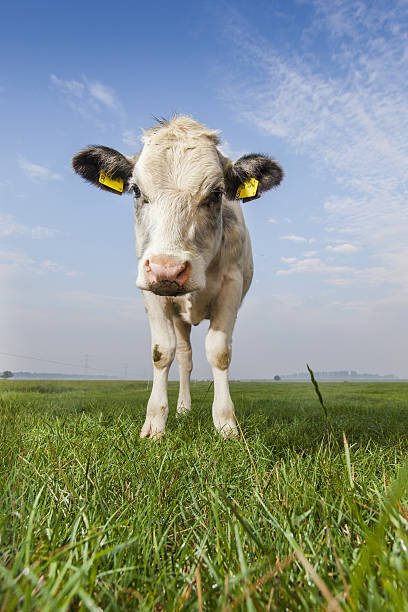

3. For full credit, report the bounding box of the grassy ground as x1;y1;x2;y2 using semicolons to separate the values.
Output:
1;379;408;611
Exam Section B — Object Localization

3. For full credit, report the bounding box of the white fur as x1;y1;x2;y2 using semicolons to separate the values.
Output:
133;117;253;438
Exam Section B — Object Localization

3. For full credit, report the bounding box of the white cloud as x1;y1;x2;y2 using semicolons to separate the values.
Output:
225;1;408;292
0;249;77;278
87;80;117;109
218;140;233;158
0;214;60;239
50;74;124;120
281;256;297;263
326;243;359;254
268;217;292;225
50;74;84;97
18;158;62;182
276;257;349;277
281;234;308;243
217;140;244;160
40;259;62;273
122;129;141;149
304;250;317;257
0;249;35;270
276;255;391;288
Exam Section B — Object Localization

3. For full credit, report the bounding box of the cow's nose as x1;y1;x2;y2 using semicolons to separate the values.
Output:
144;255;190;286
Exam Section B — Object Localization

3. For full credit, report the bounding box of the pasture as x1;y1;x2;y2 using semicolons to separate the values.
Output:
1;379;408;611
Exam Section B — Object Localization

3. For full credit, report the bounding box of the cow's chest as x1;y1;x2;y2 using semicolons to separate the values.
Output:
172;292;211;326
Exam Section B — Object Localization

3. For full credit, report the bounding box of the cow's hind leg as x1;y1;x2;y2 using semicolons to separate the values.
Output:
174;316;192;415
140;293;176;439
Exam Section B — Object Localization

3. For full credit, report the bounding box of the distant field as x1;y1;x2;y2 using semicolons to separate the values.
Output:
1;380;408;610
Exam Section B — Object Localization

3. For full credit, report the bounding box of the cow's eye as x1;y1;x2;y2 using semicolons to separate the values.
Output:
212;188;223;202
201;188;223;208
132;186;150;203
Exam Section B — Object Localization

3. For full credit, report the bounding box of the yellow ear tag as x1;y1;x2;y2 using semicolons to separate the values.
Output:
99;171;124;193
235;177;259;200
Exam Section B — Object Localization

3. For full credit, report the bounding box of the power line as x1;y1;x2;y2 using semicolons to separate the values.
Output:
0;350;129;378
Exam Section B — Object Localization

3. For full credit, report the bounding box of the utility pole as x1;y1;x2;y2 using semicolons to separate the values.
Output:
81;353;90;378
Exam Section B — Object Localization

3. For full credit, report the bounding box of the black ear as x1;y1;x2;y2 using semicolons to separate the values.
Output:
224;153;283;201
72;146;136;195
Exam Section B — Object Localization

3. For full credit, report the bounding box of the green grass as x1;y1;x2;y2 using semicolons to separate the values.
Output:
1;379;408;611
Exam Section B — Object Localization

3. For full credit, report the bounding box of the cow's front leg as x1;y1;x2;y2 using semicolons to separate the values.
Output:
140;293;176;439
174;316;192;415
205;270;243;438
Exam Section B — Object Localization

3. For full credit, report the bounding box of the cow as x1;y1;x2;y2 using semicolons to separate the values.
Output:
72;116;283;439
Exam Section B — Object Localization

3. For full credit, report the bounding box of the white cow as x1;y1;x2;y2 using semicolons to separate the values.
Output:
72;116;283;438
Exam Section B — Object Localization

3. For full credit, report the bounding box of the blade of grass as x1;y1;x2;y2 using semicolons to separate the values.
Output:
307;364;340;449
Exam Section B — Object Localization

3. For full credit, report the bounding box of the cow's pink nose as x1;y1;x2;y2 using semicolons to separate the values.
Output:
144;256;190;286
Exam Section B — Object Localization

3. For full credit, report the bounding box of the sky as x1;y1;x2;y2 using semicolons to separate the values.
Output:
1;0;408;379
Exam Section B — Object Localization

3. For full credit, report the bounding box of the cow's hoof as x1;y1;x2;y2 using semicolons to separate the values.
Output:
215;422;239;439
176;404;191;417
140;423;165;440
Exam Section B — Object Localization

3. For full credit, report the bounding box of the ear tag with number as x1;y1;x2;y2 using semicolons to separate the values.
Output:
235;177;259;200
99;171;124;194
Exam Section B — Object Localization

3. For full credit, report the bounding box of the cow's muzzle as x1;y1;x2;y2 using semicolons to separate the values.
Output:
144;255;191;296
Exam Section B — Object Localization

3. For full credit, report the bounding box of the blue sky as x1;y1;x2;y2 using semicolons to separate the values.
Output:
1;0;407;378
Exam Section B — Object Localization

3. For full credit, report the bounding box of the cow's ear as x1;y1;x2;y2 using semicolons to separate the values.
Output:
224;153;283;202
72;146;136;195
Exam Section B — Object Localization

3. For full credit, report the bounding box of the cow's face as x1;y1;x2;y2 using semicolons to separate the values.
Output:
72;116;283;297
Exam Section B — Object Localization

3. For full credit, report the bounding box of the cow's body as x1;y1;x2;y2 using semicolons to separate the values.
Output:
72;116;283;438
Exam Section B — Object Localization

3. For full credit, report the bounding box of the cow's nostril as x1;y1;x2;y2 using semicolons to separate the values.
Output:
176;262;188;279
144;259;151;271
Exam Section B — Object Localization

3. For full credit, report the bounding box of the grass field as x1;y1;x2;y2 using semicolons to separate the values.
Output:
1;379;408;611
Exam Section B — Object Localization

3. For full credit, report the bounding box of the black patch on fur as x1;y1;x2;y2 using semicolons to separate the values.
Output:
72;146;135;194
224;154;283;201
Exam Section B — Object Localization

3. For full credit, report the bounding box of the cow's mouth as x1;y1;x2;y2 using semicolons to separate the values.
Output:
149;281;190;296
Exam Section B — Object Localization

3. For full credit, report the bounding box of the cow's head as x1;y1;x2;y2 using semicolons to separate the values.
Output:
72;116;283;296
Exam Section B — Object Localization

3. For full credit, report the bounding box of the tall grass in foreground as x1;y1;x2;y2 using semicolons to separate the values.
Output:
1;380;408;610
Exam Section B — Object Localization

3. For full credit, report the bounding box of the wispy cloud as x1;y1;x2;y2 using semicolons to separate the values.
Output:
276;255;391;289
217;140;244;160
277;257;349;277
0;214;60;238
0;249;79;277
87;80;117;109
50;74;124;120
18;158;62;181
225;0;408;291
281;234;312;243
268;217;292;224
326;243;359;254
122;129;141;149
